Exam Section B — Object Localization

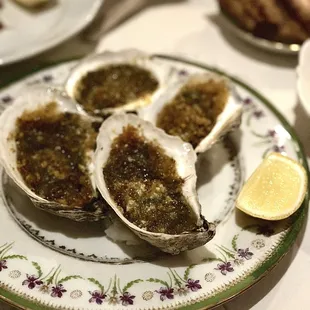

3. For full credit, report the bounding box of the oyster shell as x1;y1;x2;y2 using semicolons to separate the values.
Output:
139;72;242;153
0;86;108;221
94;113;216;254
65;49;173;116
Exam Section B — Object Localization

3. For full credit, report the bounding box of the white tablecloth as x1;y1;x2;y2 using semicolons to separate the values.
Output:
1;1;309;309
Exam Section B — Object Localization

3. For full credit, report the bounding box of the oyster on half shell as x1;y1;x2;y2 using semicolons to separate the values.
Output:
94;113;216;254
65;49;173;117
0;86;108;221
139;72;242;153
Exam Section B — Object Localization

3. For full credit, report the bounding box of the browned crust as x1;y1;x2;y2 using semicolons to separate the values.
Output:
218;0;309;44
282;0;310;33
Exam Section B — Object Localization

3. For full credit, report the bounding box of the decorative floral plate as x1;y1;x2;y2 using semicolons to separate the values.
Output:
0;55;308;310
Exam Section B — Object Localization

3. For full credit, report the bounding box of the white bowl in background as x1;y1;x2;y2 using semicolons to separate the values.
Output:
297;39;310;114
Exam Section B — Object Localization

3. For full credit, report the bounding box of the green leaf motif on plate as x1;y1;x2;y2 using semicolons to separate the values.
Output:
87;277;106;293
58;275;82;284
122;279;143;294
184;264;195;281
31;261;42;278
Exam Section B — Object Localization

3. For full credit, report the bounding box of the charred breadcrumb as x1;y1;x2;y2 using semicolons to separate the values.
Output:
157;80;228;148
103;125;197;235
75;64;159;115
15;102;100;209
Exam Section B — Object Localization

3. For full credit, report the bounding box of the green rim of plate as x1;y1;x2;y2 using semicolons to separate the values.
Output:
0;55;308;310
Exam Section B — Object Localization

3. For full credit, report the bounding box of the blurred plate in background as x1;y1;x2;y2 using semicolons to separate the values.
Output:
297;39;310;114
0;0;103;66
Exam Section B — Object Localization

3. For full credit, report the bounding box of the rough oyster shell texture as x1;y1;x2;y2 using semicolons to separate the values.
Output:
94;113;216;254
139;72;242;153
0;86;107;221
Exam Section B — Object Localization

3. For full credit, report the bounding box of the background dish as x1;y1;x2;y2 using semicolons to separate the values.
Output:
297;39;310;114
220;11;300;55
0;0;102;65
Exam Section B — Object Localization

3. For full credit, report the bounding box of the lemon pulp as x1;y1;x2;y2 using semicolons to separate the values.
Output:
236;152;308;220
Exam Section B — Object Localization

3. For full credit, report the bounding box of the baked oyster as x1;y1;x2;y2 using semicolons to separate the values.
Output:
0;86;108;221
65;49;172;117
94;113;216;254
139;72;242;153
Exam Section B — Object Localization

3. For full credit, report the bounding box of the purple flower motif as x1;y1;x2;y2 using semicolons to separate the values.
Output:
42;75;53;82
155;287;174;301
178;69;188;76
273;145;285;153
215;262;234;275
253;110;265;119
120;292;135;306
237;248;254;260
22;274;43;289
51;284;67;298
186;279;202;292
1;95;13;103
268;129;277;137
88;290;106;304
256;225;274;237
243;98;252;106
0;260;7;271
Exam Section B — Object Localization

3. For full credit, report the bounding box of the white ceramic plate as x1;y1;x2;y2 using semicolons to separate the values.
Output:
297;39;310;114
0;56;308;310
0;0;102;65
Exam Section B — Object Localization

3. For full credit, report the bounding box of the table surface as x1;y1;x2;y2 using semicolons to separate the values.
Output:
1;1;309;309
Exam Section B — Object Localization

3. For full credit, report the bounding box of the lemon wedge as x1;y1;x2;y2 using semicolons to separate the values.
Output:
236;152;308;220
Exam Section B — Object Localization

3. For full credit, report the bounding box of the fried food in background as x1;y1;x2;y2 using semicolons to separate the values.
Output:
282;0;310;33
218;0;310;44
